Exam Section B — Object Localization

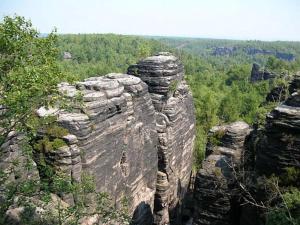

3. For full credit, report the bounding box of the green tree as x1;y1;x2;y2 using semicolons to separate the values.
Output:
0;15;64;142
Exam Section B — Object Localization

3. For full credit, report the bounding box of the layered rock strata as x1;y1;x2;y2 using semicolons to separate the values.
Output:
256;92;300;175
54;73;159;223
193;122;251;225
1;53;196;225
128;52;196;225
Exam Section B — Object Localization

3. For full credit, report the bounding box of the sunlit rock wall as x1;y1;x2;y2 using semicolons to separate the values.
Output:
129;52;196;225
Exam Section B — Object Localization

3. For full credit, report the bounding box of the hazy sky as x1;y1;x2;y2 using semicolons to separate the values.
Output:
1;0;300;41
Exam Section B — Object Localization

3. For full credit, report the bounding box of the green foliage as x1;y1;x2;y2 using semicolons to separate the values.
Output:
0;16;65;139
266;187;300;225
266;208;295;225
158;37;300;71
254;102;277;127
281;167;300;186
266;56;288;72
46;125;68;138
52;138;66;150
34;137;53;153
256;175;300;225
80;172;96;193
168;80;179;95
185;62;272;164
283;188;300;210
51;172;73;194
34;137;66;153
208;129;226;147
57;34;169;80
53;32;300;169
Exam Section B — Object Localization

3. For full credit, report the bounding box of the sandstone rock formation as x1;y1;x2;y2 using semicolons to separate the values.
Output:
256;92;300;176
1;53;196;225
265;86;287;102
0;131;40;197
53;73;159;223
250;63;276;83
289;74;300;94
128;52;196;225
193;122;251;225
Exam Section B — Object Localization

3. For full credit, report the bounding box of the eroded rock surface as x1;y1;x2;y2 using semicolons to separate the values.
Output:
193;122;251;225
256;92;300;175
0;131;40;196
128;52;196;225
56;73;159;223
265;86;287;102
1;53;196;225
250;63;276;83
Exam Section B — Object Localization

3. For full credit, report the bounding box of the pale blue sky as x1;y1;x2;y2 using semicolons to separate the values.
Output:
1;0;300;41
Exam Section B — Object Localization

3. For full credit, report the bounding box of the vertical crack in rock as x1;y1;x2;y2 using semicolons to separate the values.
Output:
193;122;251;225
120;151;129;177
129;52;196;225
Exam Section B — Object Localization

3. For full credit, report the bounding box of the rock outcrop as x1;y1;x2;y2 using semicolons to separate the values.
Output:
1;53;196;225
250;63;276;83
256;92;300;176
289;74;300;94
63;51;72;60
265;85;288;102
193;122;251;225
212;47;295;61
128;52;196;225
0;132;40;195
52;73;159;223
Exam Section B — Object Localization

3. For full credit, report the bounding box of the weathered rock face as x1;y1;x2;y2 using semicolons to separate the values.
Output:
193;122;251;225
250;63;263;82
128;52;184;97
289;75;300;94
55;73;159;223
250;63;276;83
0;132;40;195
212;47;295;61
1;53;196;224
265;86;287;102
128;52;196;225
256;92;300;176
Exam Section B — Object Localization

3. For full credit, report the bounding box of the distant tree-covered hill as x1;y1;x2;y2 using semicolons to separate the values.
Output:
57;34;169;80
154;36;300;68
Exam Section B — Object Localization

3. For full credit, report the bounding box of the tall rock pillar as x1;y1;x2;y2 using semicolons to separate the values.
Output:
128;52;196;224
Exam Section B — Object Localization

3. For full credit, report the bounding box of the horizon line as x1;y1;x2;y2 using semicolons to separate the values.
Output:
43;32;300;43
